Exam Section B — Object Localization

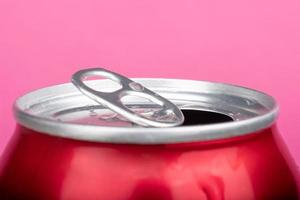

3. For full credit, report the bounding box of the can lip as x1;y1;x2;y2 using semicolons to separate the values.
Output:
14;78;279;144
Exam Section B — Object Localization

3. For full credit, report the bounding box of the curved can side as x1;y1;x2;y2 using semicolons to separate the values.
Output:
0;124;298;199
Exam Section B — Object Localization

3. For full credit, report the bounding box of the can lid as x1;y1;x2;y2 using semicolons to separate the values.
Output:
14;78;278;144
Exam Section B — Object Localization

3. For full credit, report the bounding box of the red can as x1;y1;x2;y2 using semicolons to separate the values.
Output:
0;78;298;199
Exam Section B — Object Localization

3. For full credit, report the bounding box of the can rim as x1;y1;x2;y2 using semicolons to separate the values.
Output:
14;78;278;144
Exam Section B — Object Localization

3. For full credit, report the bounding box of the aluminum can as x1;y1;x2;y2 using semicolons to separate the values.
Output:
0;78;298;199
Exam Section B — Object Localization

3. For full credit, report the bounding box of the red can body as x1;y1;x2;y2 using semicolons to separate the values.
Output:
1;78;299;199
0;125;298;200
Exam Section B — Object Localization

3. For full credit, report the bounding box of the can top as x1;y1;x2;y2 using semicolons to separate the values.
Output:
14;78;278;144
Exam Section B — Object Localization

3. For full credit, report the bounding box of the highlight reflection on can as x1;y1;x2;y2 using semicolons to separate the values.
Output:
0;69;298;199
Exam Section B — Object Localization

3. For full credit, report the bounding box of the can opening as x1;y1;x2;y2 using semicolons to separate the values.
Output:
181;109;233;126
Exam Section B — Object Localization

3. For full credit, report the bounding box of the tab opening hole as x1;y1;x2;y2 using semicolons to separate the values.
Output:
120;91;164;106
120;95;156;110
82;75;122;93
120;95;164;118
181;109;234;126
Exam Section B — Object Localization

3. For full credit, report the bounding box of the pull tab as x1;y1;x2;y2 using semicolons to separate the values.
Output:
71;68;184;127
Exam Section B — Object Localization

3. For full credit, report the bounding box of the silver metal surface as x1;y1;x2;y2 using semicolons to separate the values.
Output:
71;68;184;127
14;78;278;144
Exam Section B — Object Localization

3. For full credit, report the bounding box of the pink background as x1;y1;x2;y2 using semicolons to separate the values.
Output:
0;0;299;167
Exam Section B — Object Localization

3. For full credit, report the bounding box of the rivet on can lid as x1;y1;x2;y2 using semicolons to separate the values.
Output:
71;68;185;127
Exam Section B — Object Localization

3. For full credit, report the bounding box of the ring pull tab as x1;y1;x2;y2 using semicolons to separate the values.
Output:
71;68;184;127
